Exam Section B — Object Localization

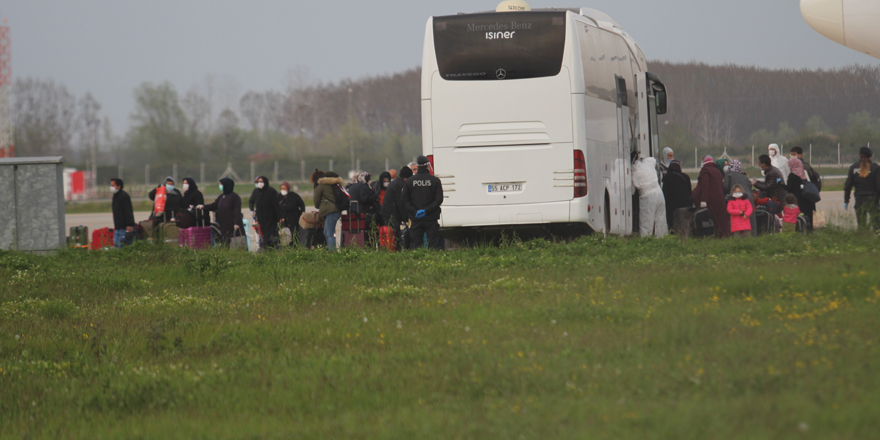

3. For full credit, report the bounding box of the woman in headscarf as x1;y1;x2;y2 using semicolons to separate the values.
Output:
278;181;306;246
197;178;244;247
722;159;756;236
784;156;815;231
252;175;282;249
370;171;393;227
844;146;880;229
659;147;674;176
715;158;728;175
180;177;207;226
692;155;731;238
662;160;692;230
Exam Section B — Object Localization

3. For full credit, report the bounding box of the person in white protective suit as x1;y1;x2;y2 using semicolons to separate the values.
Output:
768;143;789;184
632;156;668;237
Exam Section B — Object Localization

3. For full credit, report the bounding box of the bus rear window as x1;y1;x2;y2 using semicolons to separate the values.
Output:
433;12;566;81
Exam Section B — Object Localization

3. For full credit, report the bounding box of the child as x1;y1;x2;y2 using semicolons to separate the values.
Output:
727;185;753;237
782;194;801;234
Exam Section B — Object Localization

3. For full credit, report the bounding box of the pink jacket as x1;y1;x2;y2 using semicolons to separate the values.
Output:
727;198;754;232
783;205;800;224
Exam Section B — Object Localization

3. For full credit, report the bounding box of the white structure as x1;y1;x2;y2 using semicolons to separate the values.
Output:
421;5;667;240
801;0;880;60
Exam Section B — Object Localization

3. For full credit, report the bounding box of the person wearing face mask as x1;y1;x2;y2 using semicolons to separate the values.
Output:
751;155;788;203
722;159;756;236
278;181;305;246
662;160;692;231
784;156;816;231
348;171;380;232
148;176;183;223
768;144;789;185
371;171;393;226
197;178;244;247
110;178;137;248
252;176;282;249
726;184;753;238
179;177;207;226
659;147;674;176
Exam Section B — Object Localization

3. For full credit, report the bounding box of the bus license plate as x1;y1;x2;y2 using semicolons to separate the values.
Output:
487;183;522;193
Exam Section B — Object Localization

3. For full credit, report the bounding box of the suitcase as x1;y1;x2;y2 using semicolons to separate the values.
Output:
795;215;809;234
139;220;159;242
379;226;396;251
68;225;89;248
754;209;778;235
341;213;366;233
180;226;213;249
342;231;365;248
299;228;326;248
672;207;695;237
90;227;114;250
693;208;715;238
159;223;180;244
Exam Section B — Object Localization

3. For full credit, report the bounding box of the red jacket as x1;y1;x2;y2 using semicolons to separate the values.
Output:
727;198;754;233
783;205;801;224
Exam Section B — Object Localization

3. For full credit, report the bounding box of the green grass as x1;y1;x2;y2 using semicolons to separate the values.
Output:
2;231;879;439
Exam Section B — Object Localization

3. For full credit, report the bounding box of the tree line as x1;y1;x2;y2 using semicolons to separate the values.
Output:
11;62;880;184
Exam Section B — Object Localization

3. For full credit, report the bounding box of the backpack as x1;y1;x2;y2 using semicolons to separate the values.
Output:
807;167;822;192
332;184;351;212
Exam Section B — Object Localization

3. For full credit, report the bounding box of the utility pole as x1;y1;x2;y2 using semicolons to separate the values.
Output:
348;87;354;174
200;162;205;185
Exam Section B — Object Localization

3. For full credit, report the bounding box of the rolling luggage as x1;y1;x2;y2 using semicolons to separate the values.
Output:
139;220;158;242
175;208;206;229
754;209;778;235
179;210;211;249
672;207;695;237
90;227;114;250
795;215;809;234
341;202;366;249
159;223;180;244
379;226;396;251
693;208;715;238
68;225;89;248
180;226;213;249
342;231;365;248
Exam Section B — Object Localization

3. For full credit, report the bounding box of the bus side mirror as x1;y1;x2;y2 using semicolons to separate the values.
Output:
652;83;667;115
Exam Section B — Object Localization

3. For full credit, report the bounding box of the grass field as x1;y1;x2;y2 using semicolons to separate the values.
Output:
2;230;879;439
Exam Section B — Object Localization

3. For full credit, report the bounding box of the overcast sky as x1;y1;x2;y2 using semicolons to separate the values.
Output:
3;0;878;133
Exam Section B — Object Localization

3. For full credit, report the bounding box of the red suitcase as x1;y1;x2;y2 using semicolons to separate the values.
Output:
342;231;365;248
90;227;114;250
379;226;396;251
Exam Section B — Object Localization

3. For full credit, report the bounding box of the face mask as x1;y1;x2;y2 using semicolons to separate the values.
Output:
723;166;729;173
219;184;224;192
733;192;743;198
769;150;776;157
166;184;174;192
256;182;264;189
182;184;189;192
383;182;390;188
281;190;288;196
110;186;118;194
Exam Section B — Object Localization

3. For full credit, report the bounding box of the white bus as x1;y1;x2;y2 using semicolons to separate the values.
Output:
421;6;667;241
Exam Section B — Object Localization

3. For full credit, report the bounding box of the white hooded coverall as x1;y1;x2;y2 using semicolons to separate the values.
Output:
632;157;668;238
768;143;789;184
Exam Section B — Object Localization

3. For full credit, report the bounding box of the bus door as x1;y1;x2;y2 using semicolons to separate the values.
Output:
635;72;667;161
615;76;633;235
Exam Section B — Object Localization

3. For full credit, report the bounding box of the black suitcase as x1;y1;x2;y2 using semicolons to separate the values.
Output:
672;207;696;236
754;209;778;235
299;228;327;248
693;208;715;238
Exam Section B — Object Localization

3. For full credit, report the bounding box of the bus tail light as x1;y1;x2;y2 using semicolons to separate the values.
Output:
428;155;435;175
574;150;587;198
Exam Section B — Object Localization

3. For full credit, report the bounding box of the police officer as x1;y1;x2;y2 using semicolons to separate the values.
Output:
401;155;443;250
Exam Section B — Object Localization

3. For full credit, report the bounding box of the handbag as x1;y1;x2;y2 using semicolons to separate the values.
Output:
801;181;821;203
299;211;322;230
813;211;827;228
230;235;248;249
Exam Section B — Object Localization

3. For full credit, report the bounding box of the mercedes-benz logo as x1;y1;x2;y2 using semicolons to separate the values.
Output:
495;68;507;80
